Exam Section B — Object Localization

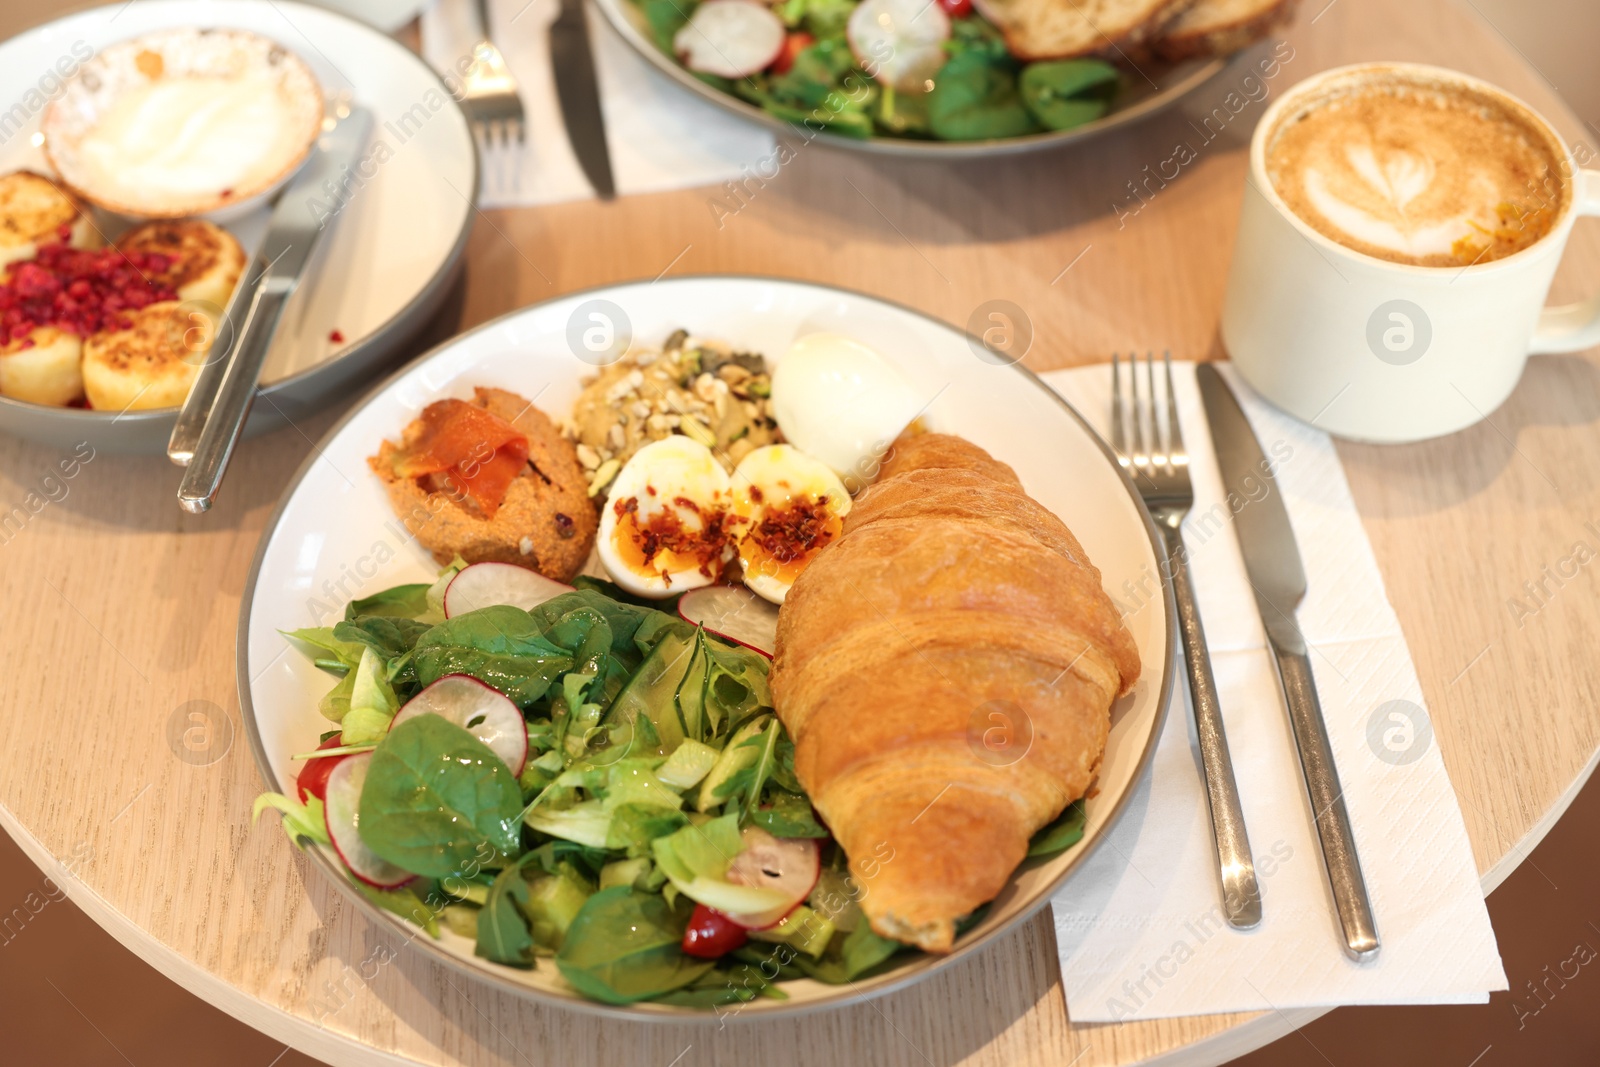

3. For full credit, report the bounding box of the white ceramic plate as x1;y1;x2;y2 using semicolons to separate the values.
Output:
0;0;475;451
239;276;1174;1018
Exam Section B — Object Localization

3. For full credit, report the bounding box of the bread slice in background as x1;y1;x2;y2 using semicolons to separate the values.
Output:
0;171;100;270
1153;0;1297;60
82;301;208;411
972;0;1196;60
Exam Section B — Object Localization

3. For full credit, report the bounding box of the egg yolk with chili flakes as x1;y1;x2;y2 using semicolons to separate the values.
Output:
730;445;852;604
596;435;736;599
390;398;529;519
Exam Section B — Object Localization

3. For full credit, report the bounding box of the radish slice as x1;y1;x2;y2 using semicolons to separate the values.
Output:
848;0;950;92
391;675;528;776
324;753;413;889
443;562;573;618
675;0;785;79
722;827;820;929
679;585;778;658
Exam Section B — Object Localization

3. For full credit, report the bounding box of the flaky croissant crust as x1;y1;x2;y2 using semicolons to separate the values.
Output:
770;433;1140;952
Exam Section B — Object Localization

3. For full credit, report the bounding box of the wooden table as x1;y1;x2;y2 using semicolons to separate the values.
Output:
4;0;1600;1063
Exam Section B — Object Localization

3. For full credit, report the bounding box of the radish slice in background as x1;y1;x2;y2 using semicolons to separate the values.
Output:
443;561;573;618
391;675;529;775
675;0;785;79
848;0;950;92
679;585;779;657
722;827;821;929
324;753;413;889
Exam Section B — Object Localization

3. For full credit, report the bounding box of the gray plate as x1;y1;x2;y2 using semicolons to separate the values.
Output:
592;0;1226;158
0;0;478;454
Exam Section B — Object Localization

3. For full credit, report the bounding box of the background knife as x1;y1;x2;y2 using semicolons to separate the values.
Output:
550;0;616;199
171;106;375;512
1196;363;1381;963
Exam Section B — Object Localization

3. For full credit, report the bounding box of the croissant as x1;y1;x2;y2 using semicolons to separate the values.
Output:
769;433;1140;952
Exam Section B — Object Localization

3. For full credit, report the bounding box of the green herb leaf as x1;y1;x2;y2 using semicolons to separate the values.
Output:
555;887;714;1003
927;51;1039;141
749;790;828;838
413;605;574;706
359;715;524;878
1019;59;1118;131
344;582;433;621
1027;800;1087;858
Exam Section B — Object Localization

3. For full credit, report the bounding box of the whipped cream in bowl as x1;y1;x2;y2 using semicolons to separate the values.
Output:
42;28;324;220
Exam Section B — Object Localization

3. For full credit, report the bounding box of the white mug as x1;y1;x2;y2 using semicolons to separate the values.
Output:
1221;63;1600;443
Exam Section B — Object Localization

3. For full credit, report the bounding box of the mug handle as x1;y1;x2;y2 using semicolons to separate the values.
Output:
1530;169;1600;354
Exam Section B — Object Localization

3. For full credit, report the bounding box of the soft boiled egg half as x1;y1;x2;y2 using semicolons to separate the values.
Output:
731;445;851;604
597;435;735;599
771;333;923;491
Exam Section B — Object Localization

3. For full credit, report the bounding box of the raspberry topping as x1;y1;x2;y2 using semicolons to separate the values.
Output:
0;242;177;347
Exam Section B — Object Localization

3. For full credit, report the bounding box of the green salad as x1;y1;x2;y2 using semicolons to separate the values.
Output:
636;0;1123;142
255;560;1087;1008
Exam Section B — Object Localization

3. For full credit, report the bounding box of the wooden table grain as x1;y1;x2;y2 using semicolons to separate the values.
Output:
4;0;1600;1064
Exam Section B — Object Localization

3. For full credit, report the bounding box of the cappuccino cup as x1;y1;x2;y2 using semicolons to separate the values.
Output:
1221;63;1600;442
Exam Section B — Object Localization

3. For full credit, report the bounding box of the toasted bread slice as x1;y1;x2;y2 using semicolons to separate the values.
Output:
115;219;246;311
0;171;100;270
82;301;209;411
0;326;84;406
1154;0;1296;60
970;0;1194;60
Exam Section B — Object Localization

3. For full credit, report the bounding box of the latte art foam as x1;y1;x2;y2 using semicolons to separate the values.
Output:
1266;76;1565;267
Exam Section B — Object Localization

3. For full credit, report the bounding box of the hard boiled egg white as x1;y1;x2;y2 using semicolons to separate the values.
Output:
731;444;851;604
770;333;923;490
597;435;735;599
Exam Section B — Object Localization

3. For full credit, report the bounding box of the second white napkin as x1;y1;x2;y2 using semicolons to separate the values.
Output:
421;0;776;206
1042;362;1506;1022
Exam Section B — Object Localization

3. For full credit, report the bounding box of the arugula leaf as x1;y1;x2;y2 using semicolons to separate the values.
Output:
359;715;524;878
1027;800;1087;858
749;790;828;839
1019;60;1119;131
344;583;432;621
555;887;714;1003
477;859;537;967
413;605;573;706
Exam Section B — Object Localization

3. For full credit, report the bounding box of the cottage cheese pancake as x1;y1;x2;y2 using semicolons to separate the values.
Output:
1266;74;1565;267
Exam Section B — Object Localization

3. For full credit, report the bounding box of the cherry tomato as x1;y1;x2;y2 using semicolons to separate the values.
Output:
939;0;972;15
296;736;350;803
681;903;749;958
771;31;814;75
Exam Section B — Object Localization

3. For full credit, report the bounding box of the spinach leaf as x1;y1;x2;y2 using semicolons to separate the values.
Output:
413;605;573;706
359;715;524;877
345;583;432;621
1027;800;1087;858
927;51;1039;141
796;922;903;983
334;616;431;661
637;0;694;53
749;790;828;839
1019;60;1119;131
555;887;714;1003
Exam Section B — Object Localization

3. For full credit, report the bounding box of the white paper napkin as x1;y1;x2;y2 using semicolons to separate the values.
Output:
420;0;776;206
1041;362;1507;1022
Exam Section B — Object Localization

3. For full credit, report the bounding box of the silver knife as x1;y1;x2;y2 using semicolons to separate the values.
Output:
1196;364;1380;963
171;106;375;512
550;0;616;199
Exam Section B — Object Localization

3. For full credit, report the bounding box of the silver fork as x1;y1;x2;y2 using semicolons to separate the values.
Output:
460;0;526;146
1112;352;1262;930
